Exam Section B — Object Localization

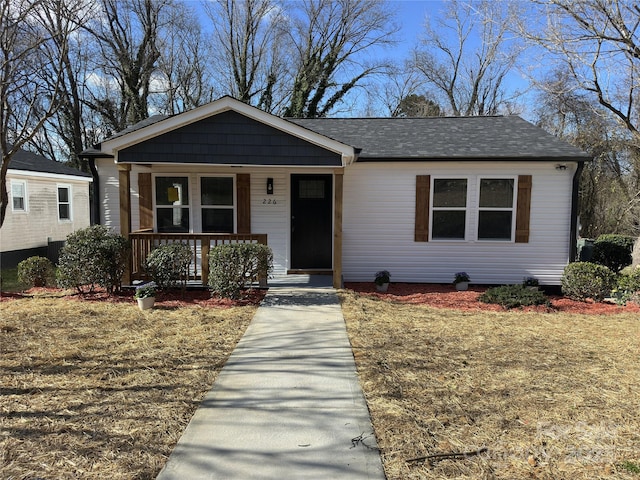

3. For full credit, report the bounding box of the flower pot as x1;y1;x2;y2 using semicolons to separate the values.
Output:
455;282;469;291
137;296;156;310
376;283;389;292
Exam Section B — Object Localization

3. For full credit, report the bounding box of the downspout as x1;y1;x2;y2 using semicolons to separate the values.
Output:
88;157;100;225
569;161;585;263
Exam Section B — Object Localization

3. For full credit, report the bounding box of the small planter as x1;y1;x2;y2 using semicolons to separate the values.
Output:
374;270;391;292
137;296;156;310
455;281;469;291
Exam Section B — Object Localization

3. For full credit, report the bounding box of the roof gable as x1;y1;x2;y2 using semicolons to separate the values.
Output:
119;110;343;167
100;96;356;166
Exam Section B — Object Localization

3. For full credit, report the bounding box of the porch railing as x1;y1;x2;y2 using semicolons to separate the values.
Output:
129;230;268;285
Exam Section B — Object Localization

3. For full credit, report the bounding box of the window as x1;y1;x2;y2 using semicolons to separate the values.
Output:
416;174;531;244
155;176;190;232
478;178;515;240
298;179;325;199
57;185;71;220
431;178;467;240
11;180;26;211
201;177;234;233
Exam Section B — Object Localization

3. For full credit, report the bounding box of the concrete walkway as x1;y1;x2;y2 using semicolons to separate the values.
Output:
156;276;385;480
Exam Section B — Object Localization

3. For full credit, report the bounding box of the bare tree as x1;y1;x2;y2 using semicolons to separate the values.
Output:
155;2;217;114
24;0;101;171
282;0;398;118
204;0;286;111
523;0;640;136
0;0;79;227
412;0;521;116
83;0;167;132
523;0;640;235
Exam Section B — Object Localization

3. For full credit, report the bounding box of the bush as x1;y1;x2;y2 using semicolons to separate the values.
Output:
591;234;635;272
208;243;273;299
57;226;129;294
143;243;192;289
479;284;549;309
612;267;640;305
561;262;616;302
17;256;56;288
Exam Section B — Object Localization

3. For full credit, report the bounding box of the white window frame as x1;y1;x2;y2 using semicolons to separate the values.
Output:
10;179;27;212
57;184;72;221
476;176;517;242
153;175;192;233
198;174;236;233
429;176;469;242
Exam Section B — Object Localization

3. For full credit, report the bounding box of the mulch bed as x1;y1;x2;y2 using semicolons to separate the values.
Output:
344;282;640;314
0;287;267;308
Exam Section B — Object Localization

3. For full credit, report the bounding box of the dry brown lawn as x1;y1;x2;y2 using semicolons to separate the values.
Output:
0;294;256;479
339;290;640;480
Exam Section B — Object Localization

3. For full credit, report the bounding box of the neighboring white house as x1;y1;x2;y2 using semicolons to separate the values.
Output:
82;96;590;287
0;148;92;268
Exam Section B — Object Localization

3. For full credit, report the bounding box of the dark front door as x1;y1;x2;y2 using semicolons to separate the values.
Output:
291;174;333;269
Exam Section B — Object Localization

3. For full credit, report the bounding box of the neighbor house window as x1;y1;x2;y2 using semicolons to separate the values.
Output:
11;180;26;211
155;176;190;232
431;178;467;240
201;176;234;233
57;185;71;220
478;178;515;240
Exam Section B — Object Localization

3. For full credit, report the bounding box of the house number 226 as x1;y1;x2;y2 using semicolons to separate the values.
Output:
262;199;277;204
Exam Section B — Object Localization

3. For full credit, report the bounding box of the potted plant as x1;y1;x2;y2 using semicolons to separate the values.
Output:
523;276;539;290
375;270;391;292
453;272;470;291
134;282;157;310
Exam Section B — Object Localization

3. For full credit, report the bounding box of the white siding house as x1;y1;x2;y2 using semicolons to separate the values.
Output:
1;148;92;268
83;96;590;287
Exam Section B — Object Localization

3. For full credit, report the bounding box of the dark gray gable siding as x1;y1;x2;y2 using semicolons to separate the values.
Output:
118;110;342;166
290;116;591;161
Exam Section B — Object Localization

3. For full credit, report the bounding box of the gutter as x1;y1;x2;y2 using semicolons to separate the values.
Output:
88;157;100;225
569;161;586;262
80;146;113;226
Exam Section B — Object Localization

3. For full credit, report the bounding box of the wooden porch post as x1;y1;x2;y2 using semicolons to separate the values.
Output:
201;243;210;286
333;170;344;288
118;164;132;284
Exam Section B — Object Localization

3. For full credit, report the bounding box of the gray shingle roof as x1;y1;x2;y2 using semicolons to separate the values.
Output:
289;116;591;161
91;103;591;162
7;147;92;177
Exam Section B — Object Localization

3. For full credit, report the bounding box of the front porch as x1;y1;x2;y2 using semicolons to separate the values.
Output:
129;231;268;285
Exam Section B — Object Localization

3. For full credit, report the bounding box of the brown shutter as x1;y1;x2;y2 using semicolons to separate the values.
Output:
515;175;532;243
415;175;430;242
236;173;251;234
138;172;153;230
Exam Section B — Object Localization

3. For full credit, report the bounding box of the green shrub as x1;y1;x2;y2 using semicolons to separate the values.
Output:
612;266;640;305
479;284;549;309
17;256;56;288
143;243;193;289
57;225;129;294
591;234;635;272
561;262;616;302
208;243;273;299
